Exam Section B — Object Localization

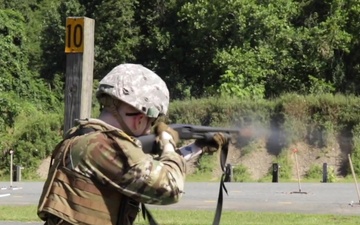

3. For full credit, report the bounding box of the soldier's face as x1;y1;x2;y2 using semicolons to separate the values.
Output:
119;102;157;136
128;113;155;136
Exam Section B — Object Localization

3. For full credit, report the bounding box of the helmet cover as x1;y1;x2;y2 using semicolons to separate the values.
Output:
96;63;169;118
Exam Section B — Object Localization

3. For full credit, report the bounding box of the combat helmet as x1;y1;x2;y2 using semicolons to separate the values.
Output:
96;63;169;118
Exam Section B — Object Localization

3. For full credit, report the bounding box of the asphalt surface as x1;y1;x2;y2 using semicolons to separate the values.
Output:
1;181;360;224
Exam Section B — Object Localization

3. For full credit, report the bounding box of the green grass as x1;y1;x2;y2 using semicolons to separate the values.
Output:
1;205;360;225
0;205;40;221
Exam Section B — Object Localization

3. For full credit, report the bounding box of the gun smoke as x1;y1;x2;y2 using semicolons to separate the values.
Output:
234;123;285;156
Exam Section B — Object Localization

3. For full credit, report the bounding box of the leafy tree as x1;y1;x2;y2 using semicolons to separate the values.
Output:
176;0;356;98
40;0;141;81
173;0;231;97
90;0;141;78
0;93;20;139
134;0;190;99
0;9;52;104
0;9;30;95
337;0;360;94
39;0;84;93
0;7;62;176
0;0;44;71
0;100;63;177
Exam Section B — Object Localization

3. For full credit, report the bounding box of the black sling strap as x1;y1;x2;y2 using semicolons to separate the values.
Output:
141;203;158;225
212;142;229;225
142;142;230;225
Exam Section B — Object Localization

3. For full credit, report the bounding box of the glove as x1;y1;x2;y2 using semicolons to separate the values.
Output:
154;122;179;153
194;133;229;154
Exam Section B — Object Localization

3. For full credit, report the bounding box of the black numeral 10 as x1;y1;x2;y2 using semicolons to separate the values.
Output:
66;24;83;48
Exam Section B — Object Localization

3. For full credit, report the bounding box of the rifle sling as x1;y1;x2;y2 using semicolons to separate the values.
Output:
141;203;158;225
212;142;229;225
142;142;231;225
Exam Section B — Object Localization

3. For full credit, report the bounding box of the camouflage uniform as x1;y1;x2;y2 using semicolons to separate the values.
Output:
69;119;185;205
38;64;186;225
38;119;186;225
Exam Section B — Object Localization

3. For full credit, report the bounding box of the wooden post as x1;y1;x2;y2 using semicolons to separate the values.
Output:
290;148;307;194
348;154;360;203
63;17;95;136
9;150;13;187
294;150;302;192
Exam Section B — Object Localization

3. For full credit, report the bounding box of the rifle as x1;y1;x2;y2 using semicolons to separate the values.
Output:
138;124;241;154
138;124;243;225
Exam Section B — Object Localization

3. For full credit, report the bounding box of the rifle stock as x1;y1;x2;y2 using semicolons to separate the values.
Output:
138;124;240;154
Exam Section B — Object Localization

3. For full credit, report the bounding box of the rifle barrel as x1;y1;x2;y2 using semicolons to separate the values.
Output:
170;124;240;133
138;124;242;154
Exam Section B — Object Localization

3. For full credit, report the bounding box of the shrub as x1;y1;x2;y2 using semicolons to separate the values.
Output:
327;166;336;183
195;154;217;174
305;164;322;179
232;164;251;182
276;152;293;180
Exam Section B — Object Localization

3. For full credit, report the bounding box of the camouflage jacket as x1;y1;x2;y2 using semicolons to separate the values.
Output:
66;118;186;205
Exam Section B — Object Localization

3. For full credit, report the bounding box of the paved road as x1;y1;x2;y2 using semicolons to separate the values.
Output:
1;181;360;224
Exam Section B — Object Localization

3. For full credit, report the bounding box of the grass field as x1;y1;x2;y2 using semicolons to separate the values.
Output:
0;205;359;225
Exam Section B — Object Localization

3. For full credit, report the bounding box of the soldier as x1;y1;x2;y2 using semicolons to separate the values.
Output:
37;63;228;225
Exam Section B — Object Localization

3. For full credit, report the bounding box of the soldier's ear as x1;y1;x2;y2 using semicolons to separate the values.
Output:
132;114;147;132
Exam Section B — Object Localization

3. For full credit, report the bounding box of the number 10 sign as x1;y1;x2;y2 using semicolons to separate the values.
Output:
65;17;84;53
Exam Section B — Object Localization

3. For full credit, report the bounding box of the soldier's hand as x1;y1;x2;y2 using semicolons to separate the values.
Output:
194;133;229;154
154;122;179;153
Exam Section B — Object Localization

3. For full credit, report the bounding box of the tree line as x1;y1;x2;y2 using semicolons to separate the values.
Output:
1;0;360;177
2;0;360;101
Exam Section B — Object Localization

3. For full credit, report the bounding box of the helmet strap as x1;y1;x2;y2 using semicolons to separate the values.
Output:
108;104;136;137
